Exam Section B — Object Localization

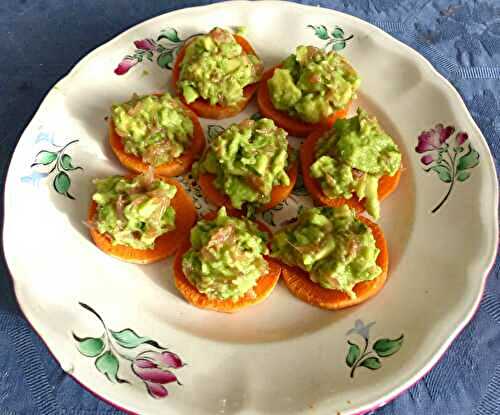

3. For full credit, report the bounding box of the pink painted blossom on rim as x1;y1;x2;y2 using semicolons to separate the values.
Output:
134;39;155;51
114;57;138;75
455;132;468;145
420;154;435;165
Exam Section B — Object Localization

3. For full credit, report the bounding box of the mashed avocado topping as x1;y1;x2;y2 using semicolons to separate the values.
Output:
310;109;401;219
195;118;291;209
182;207;269;301
271;206;381;298
92;172;177;249
111;93;194;166
267;45;360;123
178;27;263;106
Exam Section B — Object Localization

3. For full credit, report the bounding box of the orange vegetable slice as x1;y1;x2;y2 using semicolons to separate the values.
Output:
301;127;402;212
109;103;205;177
257;66;350;137
198;160;298;212
172;34;260;119
88;176;197;264
173;211;281;313
281;215;389;310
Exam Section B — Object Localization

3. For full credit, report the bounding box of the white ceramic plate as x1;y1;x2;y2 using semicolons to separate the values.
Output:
3;1;498;414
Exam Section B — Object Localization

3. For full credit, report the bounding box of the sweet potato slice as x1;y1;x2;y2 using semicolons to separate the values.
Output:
172;34;260;119
88;177;197;264
281;215;388;310
257;66;349;137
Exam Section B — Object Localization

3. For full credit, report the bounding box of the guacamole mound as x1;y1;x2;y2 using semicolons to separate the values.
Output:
178;27;263;106
267;45;360;123
195;118;291;209
111;93;194;166
92;172;177;249
182;207;269;301
271;206;381;298
310;108;401;219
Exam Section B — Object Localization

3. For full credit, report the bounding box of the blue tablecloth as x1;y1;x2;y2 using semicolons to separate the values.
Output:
1;1;498;414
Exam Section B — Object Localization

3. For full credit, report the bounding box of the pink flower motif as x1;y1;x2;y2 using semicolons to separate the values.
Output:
415;124;455;153
420;154;435;165
455;132;468;146
132;351;184;399
134;39;155;51
114;57;138;75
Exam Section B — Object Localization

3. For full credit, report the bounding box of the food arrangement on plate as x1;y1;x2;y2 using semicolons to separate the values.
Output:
88;26;402;312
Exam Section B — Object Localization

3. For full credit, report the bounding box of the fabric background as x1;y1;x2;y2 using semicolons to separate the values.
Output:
0;0;498;414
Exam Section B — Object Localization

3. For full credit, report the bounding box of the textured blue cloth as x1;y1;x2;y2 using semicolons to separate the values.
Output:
0;1;498;414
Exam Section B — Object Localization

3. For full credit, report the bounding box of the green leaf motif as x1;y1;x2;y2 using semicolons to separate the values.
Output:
250;112;263;121
346;341;360;368
158;28;181;43
73;334;105;357
95;351;128;383
60;154;81;171
428;165;452;183
32;150;57;166
360;356;381;370
111;328;163;349
308;24;329;40
53;171;74;199
331;40;347;51
456;171;471;182
157;51;174;69
331;27;344;39
207;125;225;141
456;144;480;172
373;335;404;358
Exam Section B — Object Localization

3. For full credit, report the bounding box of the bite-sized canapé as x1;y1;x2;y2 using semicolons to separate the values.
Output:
271;205;388;310
195;117;297;212
88;170;196;263
258;45;360;136
173;208;281;312
172;27;263;119
301;108;402;219
109;93;205;176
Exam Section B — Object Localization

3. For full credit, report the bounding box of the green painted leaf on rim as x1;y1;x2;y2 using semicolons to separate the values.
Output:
308;25;329;40
428;165;452;183
346;341;360;368
60;154;81;171
53;171;74;198
456;144;480;171
359;356;381;370
373;335;404;358
95;351;128;383
456;170;471;182
32;150;57;166
111;328;163;349
332;40;347;51
331;27;344;39
73;334;105;357
158;28;181;43
157;51;174;69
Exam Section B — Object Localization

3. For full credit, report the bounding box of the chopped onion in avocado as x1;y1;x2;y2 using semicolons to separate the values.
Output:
92;171;177;249
111;93;193;166
271;206;381;298
178;27;263;106
194;117;291;209
268;45;360;123
310;108;401;219
182;207;269;301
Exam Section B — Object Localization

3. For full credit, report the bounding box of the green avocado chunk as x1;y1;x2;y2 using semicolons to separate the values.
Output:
181;207;269;301
111;93;194;166
178;27;263;106
310;108;401;219
92;172;177;249
194;118;292;209
267;45;360;123
271;205;381;298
